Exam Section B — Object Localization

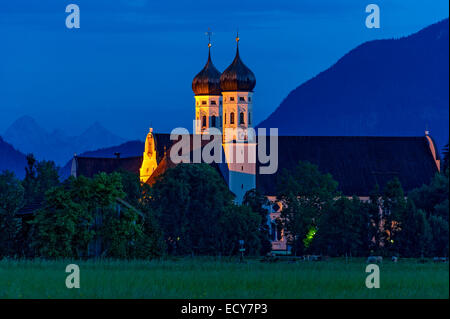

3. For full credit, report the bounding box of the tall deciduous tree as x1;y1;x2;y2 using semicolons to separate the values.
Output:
409;171;449;221
31;186;92;258
150;164;235;255
313;196;370;257
117;170;166;259
276;161;339;255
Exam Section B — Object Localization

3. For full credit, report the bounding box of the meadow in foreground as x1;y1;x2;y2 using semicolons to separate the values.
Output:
0;258;448;299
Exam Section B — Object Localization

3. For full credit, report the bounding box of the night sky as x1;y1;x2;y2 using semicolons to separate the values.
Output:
0;0;448;140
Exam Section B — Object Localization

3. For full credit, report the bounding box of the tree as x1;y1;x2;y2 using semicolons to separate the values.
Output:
218;204;262;256
22;154;38;204
243;189;272;255
31;171;166;259
117;169;144;207
442;142;449;173
31;186;93;258
31;172;124;258
117;170;166;259
133;205;166;259
0;171;25;257
428;214;449;257
276;161;339;255
395;200;433;257
409;171;449;221
381;178;406;255
22;154;60;205
313;196;370;257
367;184;383;254
149;164;265;256
150;164;235;255
407;169;448;257
100;206;143;259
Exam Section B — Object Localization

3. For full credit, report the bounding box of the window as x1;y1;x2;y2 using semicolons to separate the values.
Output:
211;100;217;105
230;112;235;124
239;96;245;102
248;113;251;125
240;112;245;125
249;96;252;102
224;113;227;124
202;100;207;105
211;115;216;127
202;115;207;127
230;97;235;102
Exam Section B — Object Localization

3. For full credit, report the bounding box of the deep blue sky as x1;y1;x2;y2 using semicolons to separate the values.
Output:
0;0;448;140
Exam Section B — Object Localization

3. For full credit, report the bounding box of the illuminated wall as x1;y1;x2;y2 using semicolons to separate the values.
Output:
139;128;158;184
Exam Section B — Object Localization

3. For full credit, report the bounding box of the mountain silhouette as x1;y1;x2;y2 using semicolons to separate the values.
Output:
3;116;126;166
0;136;27;179
257;19;449;151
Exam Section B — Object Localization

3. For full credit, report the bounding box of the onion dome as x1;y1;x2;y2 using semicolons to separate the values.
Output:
220;38;256;92
192;46;222;96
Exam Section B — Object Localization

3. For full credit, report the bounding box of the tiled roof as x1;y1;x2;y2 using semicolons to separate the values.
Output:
256;136;438;196
74;134;438;197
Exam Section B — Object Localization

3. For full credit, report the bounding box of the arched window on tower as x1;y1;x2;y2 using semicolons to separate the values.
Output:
211;115;216;128
230;112;235;125
240;112;245;125
202;115;207;128
224;113;227;124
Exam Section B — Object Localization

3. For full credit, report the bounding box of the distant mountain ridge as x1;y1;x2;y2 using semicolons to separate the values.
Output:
257;19;449;151
3;116;126;166
0;137;27;179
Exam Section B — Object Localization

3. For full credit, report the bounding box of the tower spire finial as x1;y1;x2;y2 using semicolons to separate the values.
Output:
205;28;212;48
236;29;240;45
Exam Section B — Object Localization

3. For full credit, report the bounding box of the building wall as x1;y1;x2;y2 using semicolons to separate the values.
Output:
194;95;222;134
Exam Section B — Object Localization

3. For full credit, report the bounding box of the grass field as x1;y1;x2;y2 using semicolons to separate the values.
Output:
0;258;448;299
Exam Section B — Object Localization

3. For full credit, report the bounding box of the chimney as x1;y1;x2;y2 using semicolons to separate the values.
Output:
114;152;121;159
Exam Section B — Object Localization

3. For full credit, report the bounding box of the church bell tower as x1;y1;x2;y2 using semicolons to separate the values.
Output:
220;34;257;203
192;33;222;135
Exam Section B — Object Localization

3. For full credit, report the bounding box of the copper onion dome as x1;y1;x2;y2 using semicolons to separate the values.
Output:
220;40;256;92
192;47;222;96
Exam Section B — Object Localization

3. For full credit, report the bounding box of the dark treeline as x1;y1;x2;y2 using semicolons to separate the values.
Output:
276;162;449;258
0;153;448;259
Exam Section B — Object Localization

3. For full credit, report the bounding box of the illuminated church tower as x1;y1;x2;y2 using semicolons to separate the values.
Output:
139;128;158;184
191;32;256;203
219;34;257;203
192;37;222;134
